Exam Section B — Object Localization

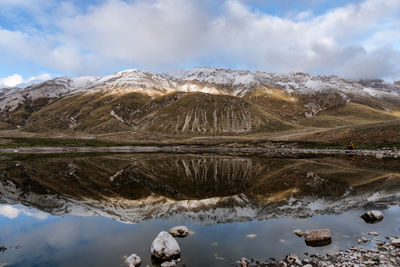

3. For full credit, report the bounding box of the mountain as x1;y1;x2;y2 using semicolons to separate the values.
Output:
0;68;399;143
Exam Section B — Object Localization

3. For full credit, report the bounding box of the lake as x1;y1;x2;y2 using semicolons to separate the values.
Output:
0;153;399;266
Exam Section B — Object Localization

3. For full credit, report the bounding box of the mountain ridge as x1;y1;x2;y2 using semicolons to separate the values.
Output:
2;67;400;112
1;67;399;140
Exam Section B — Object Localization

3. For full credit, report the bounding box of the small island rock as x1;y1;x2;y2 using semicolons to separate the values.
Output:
360;210;384;223
151;231;180;260
168;226;193;238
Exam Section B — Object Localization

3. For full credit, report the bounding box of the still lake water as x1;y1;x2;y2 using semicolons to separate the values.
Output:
0;153;399;266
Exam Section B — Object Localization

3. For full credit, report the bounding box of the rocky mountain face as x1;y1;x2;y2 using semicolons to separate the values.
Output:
0;68;399;135
0;153;399;224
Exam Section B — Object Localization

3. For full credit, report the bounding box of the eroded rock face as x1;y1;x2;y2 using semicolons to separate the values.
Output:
304;229;332;247
126;253;141;267
151;231;180;260
361;210;384;223
169;226;193;238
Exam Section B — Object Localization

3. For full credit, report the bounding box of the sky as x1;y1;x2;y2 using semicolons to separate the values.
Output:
0;0;399;87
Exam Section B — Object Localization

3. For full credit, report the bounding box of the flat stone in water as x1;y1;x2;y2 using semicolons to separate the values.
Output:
304;229;332;247
169;226;193;238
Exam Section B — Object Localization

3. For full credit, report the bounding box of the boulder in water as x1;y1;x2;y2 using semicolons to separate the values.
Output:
361;210;384;223
151;231;180;260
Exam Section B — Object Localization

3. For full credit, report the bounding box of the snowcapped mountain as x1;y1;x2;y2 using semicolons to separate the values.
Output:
0;67;399;137
1;67;399;112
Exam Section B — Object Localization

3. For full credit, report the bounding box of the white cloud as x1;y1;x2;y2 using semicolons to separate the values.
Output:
0;74;24;87
0;0;399;79
27;73;51;82
0;73;51;88
0;205;48;220
0;205;20;219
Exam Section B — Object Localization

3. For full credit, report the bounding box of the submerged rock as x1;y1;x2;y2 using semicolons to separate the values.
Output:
168;226;193;238
151;231;180;260
361;210;384;223
293;229;303;237
304;229;331;247
160;261;177;267
126;253;141;267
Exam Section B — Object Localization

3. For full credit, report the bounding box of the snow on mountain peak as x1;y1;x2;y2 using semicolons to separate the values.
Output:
164;67;259;86
1;67;399;112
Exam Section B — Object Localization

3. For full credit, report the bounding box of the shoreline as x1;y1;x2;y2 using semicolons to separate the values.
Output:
239;238;400;266
0;146;399;158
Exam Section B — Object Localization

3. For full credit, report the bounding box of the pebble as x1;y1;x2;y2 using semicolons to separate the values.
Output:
125;254;141;267
293;229;303;237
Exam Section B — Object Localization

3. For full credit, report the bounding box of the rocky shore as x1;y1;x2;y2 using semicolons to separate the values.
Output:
239;211;398;267
239;238;400;266
1;146;399;158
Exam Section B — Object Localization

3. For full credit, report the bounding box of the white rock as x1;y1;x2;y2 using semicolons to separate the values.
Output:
168;226;193;237
151;231;180;260
368;232;379;236
240;257;249;267
286;253;302;265
126;253;141;267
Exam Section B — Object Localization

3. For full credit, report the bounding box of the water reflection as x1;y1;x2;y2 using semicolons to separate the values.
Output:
0;204;400;267
0;204;48;220
0;154;399;223
0;153;399;266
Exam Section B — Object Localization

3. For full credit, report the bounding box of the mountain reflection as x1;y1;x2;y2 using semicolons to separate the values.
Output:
0;153;399;223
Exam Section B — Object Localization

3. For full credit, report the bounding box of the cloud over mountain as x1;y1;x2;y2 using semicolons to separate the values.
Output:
0;0;399;79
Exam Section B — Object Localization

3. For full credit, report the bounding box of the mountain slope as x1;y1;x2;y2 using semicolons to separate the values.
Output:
1;68;399;138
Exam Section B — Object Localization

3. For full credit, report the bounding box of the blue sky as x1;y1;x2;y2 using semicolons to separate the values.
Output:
0;0;399;87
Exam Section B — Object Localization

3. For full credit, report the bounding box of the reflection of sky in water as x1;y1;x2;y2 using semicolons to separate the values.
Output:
0;205;399;266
